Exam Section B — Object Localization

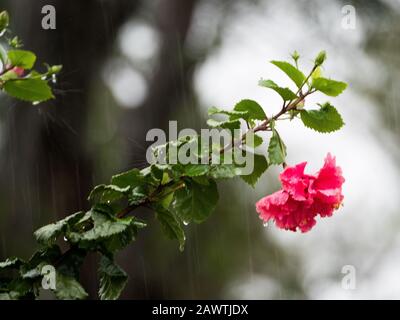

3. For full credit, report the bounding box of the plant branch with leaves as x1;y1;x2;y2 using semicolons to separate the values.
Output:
0;11;61;104
0;11;348;300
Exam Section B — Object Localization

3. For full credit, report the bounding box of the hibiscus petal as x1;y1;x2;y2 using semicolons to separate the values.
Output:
256;190;289;222
280;162;310;200
313;153;345;191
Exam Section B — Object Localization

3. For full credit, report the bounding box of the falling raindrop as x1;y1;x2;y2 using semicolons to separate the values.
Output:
32;101;40;106
52;74;57;84
183;221;189;226
63;236;68;242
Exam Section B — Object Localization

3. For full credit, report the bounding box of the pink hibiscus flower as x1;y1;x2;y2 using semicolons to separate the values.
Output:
256;153;344;232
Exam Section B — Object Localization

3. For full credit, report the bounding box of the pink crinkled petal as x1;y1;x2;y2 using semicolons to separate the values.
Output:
280;162;310;201
274;199;317;232
316;188;343;204
311;198;335;217
256;190;289;222
313;153;345;191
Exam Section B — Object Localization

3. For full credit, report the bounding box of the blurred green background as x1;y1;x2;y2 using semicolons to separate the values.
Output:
0;0;399;299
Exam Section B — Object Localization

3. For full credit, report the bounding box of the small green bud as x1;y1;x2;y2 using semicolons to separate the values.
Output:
315;50;327;66
291;50;300;63
9;36;23;48
0;11;9;34
49;65;63;74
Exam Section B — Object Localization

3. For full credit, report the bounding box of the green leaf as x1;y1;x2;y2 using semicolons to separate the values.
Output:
98;218;145;255
161;172;171;185
4;79;54;102
244;131;263;148
34;211;85;246
0;70;19;81
233;99;266;120
57;248;86;279
240;153;269;187
111;169;143;188
160;192;174;209
311;77;347;97
0;257;24;270
75;212;132;242
67;209;145;254
173;178;219;224
207;118;241;131
20;246;61;279
129;185;149;205
259;79;298;101
98;256;128;300
154;205;185;251
207;106;220;115
4;279;34;300
209;164;242;179
182;164;209;177
270;60;305;88
0;293;13;300
192;175;210;186
268;130;287;165
300;103;344;133
150;164;164;181
25;70;43;80
55;272;88;300
140;165;164;187
88;184;130;204
311;66;322;80
8;50;36;69
208;148;248;179
208;106;248;119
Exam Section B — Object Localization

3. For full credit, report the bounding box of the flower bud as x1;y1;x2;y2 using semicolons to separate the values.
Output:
314;50;326;66
0;11;9;33
291;50;300;63
52;65;62;73
47;64;62;75
12;67;25;77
